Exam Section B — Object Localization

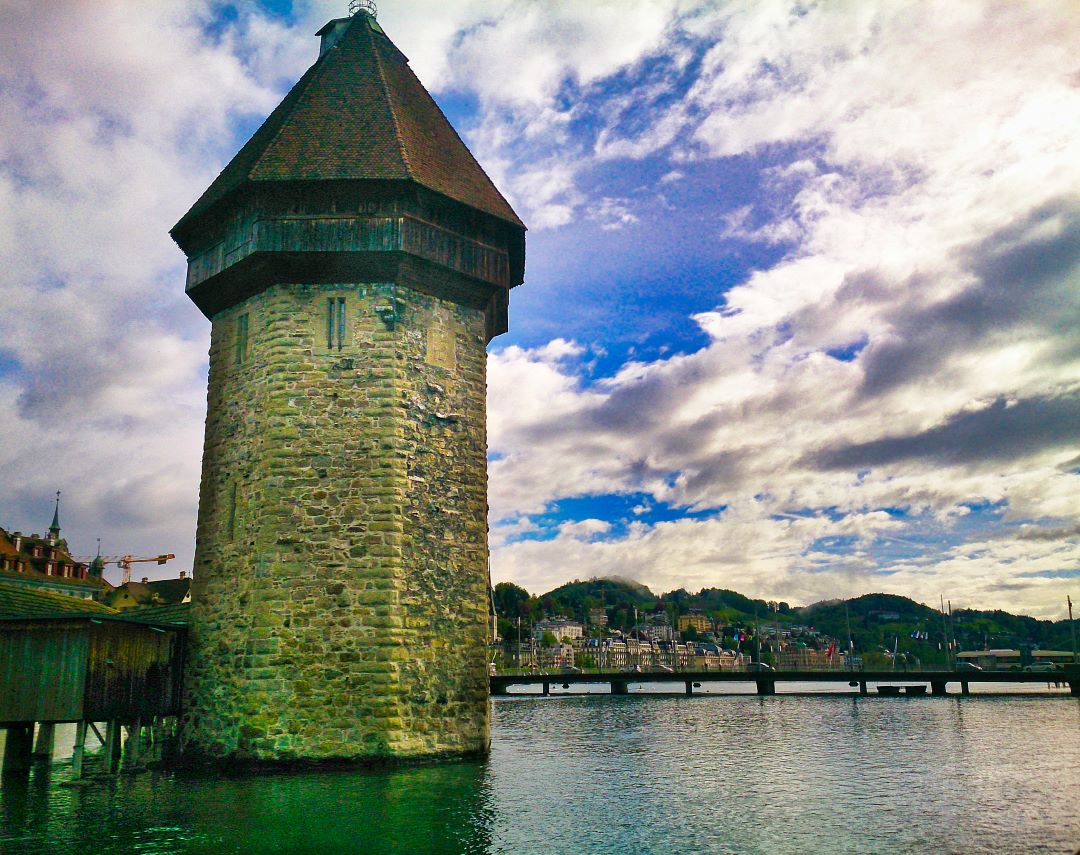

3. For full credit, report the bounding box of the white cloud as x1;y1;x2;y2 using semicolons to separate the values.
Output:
3;0;1077;617
485;0;1080;614
0;0;306;571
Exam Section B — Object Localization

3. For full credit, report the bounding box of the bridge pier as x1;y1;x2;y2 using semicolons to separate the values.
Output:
102;720;123;775
756;679;776;696
32;722;55;760
859;680;868;696
611;681;629;695
960;681;970;696
71;722;88;778
1;724;34;775
123;719;143;769
542;682;550;697
685;680;693;696
931;680;948;696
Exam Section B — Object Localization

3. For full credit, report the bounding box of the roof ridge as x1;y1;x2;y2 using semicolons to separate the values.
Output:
366;19;414;181
374;28;523;228
248;49;335;181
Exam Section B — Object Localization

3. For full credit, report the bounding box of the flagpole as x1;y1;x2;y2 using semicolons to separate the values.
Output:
845;602;854;672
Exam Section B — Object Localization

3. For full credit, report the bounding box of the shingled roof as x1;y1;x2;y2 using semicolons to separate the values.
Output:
173;12;523;236
0;582;118;619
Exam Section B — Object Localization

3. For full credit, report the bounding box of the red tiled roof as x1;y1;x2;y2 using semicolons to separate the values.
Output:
173;14;523;235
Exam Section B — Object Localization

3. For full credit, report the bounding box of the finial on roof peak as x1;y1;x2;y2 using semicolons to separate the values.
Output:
349;0;377;17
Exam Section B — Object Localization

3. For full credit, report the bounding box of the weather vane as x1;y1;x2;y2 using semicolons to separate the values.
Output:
349;0;377;16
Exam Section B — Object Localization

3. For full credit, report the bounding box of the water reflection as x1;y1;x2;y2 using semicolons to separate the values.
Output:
2;696;1078;855
1;761;494;855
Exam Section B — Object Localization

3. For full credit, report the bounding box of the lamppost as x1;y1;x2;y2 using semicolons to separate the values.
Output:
770;600;781;669
1069;595;1077;665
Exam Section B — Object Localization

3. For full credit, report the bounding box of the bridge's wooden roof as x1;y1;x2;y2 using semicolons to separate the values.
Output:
0;582;118;619
173;13;522;237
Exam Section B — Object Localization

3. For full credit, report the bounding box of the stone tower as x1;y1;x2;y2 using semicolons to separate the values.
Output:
170;9;524;763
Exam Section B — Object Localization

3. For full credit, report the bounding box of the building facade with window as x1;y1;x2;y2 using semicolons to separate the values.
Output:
0;521;108;602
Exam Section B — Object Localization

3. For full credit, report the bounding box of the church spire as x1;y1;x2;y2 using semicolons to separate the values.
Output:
48;490;61;543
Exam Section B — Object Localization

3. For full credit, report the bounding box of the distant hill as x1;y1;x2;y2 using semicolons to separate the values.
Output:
494;578;1077;659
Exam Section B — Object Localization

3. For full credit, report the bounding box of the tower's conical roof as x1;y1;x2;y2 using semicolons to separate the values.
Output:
173;13;522;238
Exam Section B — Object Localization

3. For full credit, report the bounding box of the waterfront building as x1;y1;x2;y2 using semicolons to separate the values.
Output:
171;5;525;763
778;646;842;670
690;643;744;670
582;636;629;670
537;643;575;670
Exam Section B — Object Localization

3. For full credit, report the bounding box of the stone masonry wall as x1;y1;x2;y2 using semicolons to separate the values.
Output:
182;281;490;761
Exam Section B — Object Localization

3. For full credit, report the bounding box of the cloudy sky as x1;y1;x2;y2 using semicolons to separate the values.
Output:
1;0;1077;617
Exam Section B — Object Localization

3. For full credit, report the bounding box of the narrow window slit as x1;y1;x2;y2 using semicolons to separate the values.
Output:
327;296;346;350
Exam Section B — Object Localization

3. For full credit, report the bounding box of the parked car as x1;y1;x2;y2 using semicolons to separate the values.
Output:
955;661;982;671
1023;663;1061;672
746;662;775;672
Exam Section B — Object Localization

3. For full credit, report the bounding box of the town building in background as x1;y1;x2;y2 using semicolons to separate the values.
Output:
104;572;192;611
533;618;584;642
678;610;712;633
0;497;109;601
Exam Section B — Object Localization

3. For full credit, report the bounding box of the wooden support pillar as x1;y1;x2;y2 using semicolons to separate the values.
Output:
124;719;142;769
542;682;550;696
859;680;868;696
103;720;122;775
931;680;948;696
611;681;629;695
71;722;88;779
685;680;693;696
756;679;775;696
490;684;508;696
960;681;970;696
32;722;55;760
2;724;34;775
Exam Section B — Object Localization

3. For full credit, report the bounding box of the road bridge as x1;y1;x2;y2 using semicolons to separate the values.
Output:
491;668;1080;698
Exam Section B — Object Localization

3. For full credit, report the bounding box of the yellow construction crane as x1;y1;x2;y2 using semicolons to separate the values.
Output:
76;551;175;585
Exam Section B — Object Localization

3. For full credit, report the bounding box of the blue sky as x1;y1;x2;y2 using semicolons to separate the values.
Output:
1;1;1078;617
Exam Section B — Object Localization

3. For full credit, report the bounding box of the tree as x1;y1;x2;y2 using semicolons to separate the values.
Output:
493;581;531;619
541;630;558;647
496;617;517;643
